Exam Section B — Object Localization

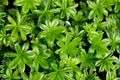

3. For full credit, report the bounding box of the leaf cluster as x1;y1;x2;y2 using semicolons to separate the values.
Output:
0;0;120;80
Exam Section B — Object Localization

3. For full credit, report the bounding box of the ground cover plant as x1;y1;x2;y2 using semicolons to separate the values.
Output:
0;0;120;80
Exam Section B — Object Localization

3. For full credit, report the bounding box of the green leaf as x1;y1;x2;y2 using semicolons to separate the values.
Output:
8;9;17;15
22;42;29;51
51;62;58;70
2;0;8;5
6;69;12;77
21;25;32;34
29;72;44;80
4;24;15;30
0;19;5;26
12;70;21;79
18;60;25;72
0;12;6;18
10;57;19;69
87;1;95;8
11;28;18;42
114;2;120;13
57;41;64;47
23;56;33;66
106;71;111;80
15;43;21;54
40;59;49;69
88;10;94;19
22;4;30;14
21;72;28;80
18;27;26;40
4;52;17;57
8;16;16;25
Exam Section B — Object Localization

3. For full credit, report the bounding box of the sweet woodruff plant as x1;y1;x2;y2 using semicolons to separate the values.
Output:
0;0;120;80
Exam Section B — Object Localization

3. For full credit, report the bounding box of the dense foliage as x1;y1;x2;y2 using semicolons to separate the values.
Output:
0;0;120;80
